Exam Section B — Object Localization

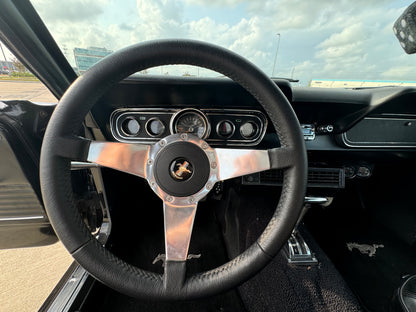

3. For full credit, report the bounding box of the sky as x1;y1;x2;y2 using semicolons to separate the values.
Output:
29;0;416;86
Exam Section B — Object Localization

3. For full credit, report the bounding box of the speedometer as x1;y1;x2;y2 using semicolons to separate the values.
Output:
171;109;209;139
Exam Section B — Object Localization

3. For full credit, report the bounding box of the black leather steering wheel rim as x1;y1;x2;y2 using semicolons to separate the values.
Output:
40;39;307;300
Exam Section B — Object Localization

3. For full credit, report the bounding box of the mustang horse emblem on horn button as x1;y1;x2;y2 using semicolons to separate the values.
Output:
170;158;193;181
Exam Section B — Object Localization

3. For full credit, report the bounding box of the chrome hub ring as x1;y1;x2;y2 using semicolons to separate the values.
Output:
146;133;219;204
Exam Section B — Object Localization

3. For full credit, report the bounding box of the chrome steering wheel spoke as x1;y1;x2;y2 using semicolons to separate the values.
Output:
87;141;151;178
213;146;294;181
163;200;198;262
162;199;198;292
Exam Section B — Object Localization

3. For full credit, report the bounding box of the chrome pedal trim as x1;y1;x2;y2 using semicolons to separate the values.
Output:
287;232;318;266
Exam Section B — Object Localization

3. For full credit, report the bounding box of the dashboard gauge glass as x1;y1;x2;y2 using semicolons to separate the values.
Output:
217;120;234;138
173;110;209;139
121;118;140;135
146;118;165;137
240;121;258;139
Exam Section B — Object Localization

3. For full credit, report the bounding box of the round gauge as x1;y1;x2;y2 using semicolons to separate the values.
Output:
344;166;356;179
217;120;234;138
146;118;165;137
240;121;258;139
172;109;209;139
357;166;371;178
121;117;140;135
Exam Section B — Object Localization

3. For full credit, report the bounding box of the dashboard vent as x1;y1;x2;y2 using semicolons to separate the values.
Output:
243;167;345;188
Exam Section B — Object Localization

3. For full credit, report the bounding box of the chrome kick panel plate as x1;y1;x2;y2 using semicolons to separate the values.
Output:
110;108;267;146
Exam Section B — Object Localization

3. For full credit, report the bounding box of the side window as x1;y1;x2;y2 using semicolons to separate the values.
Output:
0;41;56;102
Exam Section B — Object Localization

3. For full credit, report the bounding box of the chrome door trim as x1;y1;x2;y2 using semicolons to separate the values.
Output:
0;215;44;222
44;265;89;312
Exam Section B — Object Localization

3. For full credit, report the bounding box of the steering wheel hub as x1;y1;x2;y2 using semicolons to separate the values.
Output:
147;133;218;200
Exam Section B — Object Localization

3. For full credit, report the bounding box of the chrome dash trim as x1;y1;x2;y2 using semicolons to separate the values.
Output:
0;215;44;222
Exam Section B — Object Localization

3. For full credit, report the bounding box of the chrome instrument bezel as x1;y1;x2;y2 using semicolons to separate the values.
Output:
110;107;268;146
111;109;175;142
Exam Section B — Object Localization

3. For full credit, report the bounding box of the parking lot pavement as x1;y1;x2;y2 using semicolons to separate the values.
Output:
0;80;72;312
0;243;73;312
0;80;57;102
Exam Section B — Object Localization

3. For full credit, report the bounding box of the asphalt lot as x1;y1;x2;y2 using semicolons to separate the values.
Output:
0;79;57;102
0;243;73;312
0;81;73;312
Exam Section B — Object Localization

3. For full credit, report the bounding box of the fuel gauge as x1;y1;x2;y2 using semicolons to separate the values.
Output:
146;118;165;137
216;120;235;138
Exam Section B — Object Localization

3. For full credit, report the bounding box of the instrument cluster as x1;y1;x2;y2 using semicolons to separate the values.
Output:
111;108;267;146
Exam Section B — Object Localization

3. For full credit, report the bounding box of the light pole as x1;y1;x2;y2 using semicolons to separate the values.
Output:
271;33;281;77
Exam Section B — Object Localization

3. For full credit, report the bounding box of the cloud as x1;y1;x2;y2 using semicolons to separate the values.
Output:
382;65;416;80
29;0;416;84
32;0;108;22
185;0;242;6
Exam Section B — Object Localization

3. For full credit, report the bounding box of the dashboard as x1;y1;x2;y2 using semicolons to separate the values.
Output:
82;76;416;192
84;76;416;156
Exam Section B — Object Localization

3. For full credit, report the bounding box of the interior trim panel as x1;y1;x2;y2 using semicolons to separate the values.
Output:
341;116;416;148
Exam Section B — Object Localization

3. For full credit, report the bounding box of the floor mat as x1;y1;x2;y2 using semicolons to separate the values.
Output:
306;165;416;312
309;211;416;312
221;186;362;311
238;228;362;312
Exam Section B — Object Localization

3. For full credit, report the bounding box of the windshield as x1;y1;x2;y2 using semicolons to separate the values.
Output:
31;0;416;87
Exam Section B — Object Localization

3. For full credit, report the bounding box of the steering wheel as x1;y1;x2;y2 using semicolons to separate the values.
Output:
40;40;307;300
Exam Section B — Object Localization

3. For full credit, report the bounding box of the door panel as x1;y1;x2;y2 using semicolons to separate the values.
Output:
0;106;57;249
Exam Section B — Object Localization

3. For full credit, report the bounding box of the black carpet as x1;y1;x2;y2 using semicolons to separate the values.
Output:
307;164;416;312
238;228;362;312
219;185;362;312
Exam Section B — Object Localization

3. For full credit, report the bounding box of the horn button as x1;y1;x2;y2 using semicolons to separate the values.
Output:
153;141;210;197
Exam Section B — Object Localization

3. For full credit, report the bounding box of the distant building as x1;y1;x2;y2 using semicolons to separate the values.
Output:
0;60;16;73
73;47;113;74
310;79;416;88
